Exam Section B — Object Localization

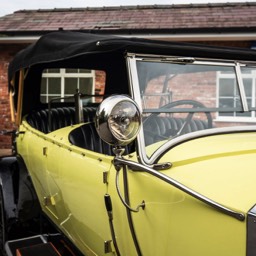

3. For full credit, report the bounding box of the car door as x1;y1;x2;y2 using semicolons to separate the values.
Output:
45;139;116;256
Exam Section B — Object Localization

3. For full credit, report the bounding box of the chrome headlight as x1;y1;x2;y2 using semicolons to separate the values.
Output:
95;95;141;146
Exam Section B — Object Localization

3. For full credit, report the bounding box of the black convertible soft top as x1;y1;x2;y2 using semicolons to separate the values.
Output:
8;31;256;115
8;31;256;80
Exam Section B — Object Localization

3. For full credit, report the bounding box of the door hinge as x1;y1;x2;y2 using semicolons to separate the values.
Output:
104;240;113;253
103;171;108;184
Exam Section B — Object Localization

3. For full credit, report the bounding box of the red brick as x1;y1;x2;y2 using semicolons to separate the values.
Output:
0;44;28;149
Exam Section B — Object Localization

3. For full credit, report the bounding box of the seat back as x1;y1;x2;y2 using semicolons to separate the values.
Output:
69;123;135;156
143;115;209;145
26;107;96;133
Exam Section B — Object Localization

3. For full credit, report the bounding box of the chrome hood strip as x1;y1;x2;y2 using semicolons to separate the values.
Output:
114;157;245;222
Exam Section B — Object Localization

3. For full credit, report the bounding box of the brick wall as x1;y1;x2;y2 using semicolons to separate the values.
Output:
95;70;106;96
0;44;29;149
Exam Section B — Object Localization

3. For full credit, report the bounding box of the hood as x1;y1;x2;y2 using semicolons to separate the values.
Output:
159;132;256;213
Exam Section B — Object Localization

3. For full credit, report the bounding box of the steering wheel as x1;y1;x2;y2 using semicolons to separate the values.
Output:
143;99;212;140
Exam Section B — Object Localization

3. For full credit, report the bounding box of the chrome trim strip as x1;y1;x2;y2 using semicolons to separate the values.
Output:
143;107;243;113
114;157;245;221
126;53;256;66
235;62;249;112
247;204;256;256
150;126;256;164
126;54;152;166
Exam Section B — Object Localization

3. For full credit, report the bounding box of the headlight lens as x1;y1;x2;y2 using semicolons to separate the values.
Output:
96;95;141;146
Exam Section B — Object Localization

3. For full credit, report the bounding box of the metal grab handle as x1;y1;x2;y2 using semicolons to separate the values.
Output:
114;157;245;221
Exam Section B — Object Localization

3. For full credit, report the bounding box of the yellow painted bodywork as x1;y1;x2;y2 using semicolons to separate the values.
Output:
16;119;256;256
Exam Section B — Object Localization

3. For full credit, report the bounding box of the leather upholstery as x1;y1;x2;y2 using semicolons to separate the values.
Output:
143;115;209;145
69;123;113;155
26;107;96;133
26;107;208;154
26;107;134;155
69;123;135;156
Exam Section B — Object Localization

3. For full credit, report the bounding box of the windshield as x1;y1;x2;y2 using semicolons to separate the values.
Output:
129;55;256;161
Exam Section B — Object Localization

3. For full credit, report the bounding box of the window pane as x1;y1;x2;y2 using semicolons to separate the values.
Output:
241;68;253;74
219;78;234;97
66;68;91;73
48;78;61;94
80;78;93;94
66;69;78;73
40;68;105;103
219;98;235;108
79;69;91;73
244;78;252;99
65;78;78;94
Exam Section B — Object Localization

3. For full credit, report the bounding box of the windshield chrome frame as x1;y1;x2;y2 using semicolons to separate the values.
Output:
126;53;254;166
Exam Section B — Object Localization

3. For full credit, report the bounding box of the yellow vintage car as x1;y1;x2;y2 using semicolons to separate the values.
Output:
1;31;256;255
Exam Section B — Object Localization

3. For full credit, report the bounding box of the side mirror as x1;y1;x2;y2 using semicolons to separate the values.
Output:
95;95;141;146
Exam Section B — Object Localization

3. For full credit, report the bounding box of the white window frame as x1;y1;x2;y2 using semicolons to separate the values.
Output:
216;70;256;123
41;68;95;103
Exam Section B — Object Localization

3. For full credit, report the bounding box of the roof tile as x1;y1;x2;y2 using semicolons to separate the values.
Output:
0;3;256;32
